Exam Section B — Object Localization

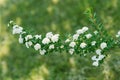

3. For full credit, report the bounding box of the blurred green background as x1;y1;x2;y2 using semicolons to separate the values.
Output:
0;0;120;80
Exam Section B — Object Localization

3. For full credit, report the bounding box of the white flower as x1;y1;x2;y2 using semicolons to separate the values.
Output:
49;44;55;49
25;42;29;48
91;55;97;61
46;32;53;39
94;31;98;35
25;35;33;41
69;49;74;55
19;35;23;44
69;42;76;48
8;21;13;27
91;41;96;46
51;34;59;43
76;29;83;34
21;31;26;34
10;20;13;24
100;42;107;49
28;41;33;46
34;43;41;50
92;61;99;67
42;38;50;44
12;25;23;34
98;54;105;60
82;26;88;33
116;31;120;37
85;33;92;39
80;42;87;48
118;31;120;35
35;35;41;39
25;41;33;48
96;49;101;55
60;45;64;48
40;49;46;55
73;34;79;40
65;39;70;43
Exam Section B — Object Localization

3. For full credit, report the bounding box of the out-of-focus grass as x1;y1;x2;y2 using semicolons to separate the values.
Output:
0;0;120;80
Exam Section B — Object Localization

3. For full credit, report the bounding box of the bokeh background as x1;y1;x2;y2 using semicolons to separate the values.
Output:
0;0;120;80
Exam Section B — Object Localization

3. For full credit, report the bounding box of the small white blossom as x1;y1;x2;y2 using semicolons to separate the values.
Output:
94;31;98;35
49;44;55;49
40;49;46;55
28;41;33;46
96;49;101;55
25;35;33;41
92;61;99;67
60;45;64;48
35;35;41;39
85;33;92;39
25;43;29;48
46;32;53;39
80;42;87;48
34;43;41;50
69;42;76;48
116;31;120;37
91;41;96;46
21;31;26;34
42;38;50;44
51;34;59;43
10;20;13;24
92;54;105;61
69;49;74;55
118;31;120;35
76;29;83;34
8;21;13;27
65;39;70;43
98;54;105;60
91;55;97;61
73;34;79;40
82;26;88;33
18;35;23;44
100;42;107;49
25;41;33;48
13;25;23;34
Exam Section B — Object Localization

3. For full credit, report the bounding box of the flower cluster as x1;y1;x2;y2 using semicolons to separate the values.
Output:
63;26;110;66
24;32;62;55
21;31;62;55
65;27;89;55
8;20;120;67
8;9;120;67
91;42;107;66
8;21;64;55
12;25;23;34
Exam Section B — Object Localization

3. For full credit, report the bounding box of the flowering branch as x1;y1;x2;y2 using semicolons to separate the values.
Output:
7;9;120;67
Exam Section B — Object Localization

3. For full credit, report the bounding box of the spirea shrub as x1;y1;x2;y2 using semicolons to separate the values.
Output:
7;9;120;67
